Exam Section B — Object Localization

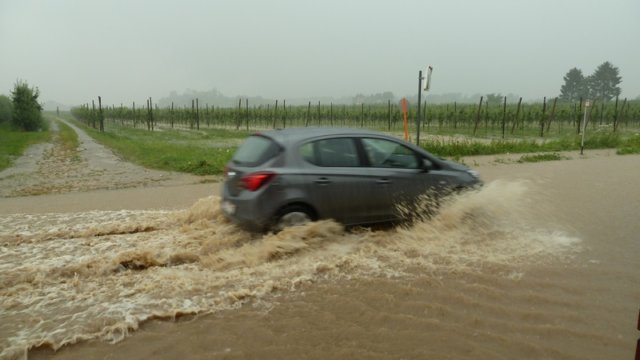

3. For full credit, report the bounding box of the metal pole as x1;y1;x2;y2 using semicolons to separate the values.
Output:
416;70;423;146
580;100;590;155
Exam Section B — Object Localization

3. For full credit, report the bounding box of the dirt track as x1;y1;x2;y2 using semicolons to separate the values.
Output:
0;117;203;198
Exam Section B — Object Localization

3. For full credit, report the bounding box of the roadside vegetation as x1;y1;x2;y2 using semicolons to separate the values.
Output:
55;117;79;154
0;82;49;172
517;153;567;163
0;122;50;171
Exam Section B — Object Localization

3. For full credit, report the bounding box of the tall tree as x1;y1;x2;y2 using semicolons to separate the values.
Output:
11;80;43;131
587;61;622;101
559;67;587;102
0;95;13;124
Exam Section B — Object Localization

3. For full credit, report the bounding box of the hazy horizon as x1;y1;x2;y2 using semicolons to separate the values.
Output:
1;0;639;108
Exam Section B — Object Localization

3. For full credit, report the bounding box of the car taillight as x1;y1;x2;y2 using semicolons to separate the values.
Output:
240;172;275;191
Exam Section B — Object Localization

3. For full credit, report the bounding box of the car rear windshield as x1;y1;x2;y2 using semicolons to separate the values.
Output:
232;135;280;167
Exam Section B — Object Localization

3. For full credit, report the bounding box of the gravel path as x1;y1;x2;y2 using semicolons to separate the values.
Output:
0;117;203;197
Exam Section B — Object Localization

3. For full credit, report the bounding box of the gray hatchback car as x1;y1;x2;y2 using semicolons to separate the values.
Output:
221;128;481;232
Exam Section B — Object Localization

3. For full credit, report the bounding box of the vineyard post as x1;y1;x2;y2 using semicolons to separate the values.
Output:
501;96;506;139
453;102;457;129
546;97;557;133
510;97;522;134
473;96;483;135
424;100;428;131
599;100;605;125
98;96;104;132
306;101;311;127
330;102;334;126
191;100;195;130
91;100;96;128
283;100;287;128
146;99;150;131
613;95;619;132
273;100;278;129
539;97;547;137
387;99;391;131
149;97;154;131
196;98;200;130
205;104;210;128
360;103;364;128
620;97;627;130
245;99;249;131
235;99;241;130
485;98;490;130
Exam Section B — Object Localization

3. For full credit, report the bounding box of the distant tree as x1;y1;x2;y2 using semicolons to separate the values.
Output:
587;61;622;101
353;91;396;104
559;67;588;102
11;80;43;131
485;93;503;104
0;95;13;124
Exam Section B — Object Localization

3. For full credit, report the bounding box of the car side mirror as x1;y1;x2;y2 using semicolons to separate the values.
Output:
422;158;434;171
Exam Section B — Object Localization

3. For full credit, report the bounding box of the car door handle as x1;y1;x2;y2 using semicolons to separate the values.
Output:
376;179;391;185
314;177;331;185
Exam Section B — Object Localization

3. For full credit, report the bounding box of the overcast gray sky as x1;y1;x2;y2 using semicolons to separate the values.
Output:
1;0;639;106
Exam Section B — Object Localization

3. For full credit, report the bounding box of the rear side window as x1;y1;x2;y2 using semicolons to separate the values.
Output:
300;138;360;167
232;135;280;167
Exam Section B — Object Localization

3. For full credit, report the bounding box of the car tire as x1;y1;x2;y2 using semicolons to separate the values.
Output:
273;205;315;232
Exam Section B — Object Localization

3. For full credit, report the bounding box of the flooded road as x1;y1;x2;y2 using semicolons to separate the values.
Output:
1;135;639;359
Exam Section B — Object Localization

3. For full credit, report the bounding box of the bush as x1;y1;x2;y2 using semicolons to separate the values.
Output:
11;80;44;131
0;95;12;124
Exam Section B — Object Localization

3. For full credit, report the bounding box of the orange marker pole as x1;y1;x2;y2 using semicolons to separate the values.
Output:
400;97;409;141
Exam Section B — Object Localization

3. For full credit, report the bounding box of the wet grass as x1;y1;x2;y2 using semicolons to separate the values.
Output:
517;153;566;163
423;131;638;161
56;119;79;152
616;133;640;154
0;122;51;172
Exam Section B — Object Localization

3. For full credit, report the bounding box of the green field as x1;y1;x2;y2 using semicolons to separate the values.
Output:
0;122;50;172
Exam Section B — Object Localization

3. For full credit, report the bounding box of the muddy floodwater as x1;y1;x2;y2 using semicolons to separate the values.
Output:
0;122;638;359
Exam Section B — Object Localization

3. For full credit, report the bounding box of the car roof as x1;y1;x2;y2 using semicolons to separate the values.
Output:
255;127;389;146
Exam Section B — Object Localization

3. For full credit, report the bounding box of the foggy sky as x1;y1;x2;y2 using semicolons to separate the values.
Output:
1;0;639;107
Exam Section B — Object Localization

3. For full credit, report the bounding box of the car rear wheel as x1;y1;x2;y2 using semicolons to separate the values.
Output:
273;205;314;232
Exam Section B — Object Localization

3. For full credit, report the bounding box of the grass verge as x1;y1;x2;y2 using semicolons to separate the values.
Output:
56;119;79;152
423;132;638;161
616;134;640;154
0;122;50;171
517;153;567;163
